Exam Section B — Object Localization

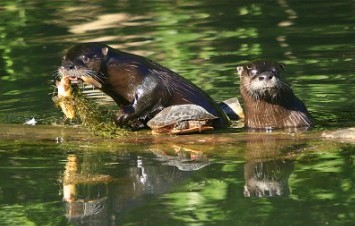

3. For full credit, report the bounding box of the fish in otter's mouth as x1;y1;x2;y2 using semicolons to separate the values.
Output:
58;66;103;89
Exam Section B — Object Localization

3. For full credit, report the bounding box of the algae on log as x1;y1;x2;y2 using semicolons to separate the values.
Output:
53;76;129;137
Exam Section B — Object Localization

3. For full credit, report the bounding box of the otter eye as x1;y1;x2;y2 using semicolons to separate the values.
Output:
249;69;258;76
81;55;89;64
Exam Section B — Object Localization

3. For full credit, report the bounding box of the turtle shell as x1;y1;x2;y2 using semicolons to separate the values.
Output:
147;104;218;134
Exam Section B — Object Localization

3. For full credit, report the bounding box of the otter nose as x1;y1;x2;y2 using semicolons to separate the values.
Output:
258;74;273;81
62;62;76;70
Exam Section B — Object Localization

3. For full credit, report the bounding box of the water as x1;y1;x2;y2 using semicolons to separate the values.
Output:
0;0;354;225
0;134;353;225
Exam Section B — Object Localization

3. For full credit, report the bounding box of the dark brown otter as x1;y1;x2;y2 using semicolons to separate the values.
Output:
237;61;313;129
58;42;230;129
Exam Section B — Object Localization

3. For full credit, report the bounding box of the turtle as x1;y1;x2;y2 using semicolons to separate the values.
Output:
147;104;218;135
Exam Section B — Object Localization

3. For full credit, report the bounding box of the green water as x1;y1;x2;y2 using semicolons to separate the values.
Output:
0;133;354;225
0;0;354;225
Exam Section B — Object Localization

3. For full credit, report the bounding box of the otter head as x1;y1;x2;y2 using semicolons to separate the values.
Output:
59;43;110;89
237;61;289;101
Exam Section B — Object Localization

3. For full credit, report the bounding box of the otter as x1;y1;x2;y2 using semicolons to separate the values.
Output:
58;42;230;129
236;61;313;129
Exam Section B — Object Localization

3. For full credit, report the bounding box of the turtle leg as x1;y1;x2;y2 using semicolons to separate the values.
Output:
174;121;189;130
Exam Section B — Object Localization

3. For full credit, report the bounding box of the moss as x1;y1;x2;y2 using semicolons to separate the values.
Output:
53;86;129;137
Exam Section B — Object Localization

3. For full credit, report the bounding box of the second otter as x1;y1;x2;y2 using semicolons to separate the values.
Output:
237;61;313;129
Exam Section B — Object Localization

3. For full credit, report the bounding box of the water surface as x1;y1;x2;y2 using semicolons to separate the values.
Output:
0;131;354;225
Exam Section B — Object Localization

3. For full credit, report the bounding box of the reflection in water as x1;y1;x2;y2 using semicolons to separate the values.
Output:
243;134;299;197
61;146;210;225
62;155;111;225
243;160;293;197
153;145;210;171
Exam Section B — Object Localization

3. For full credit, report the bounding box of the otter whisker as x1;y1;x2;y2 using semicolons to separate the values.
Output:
85;70;104;83
84;70;97;78
94;71;107;81
89;70;104;79
98;72;106;80
53;70;62;79
241;83;263;100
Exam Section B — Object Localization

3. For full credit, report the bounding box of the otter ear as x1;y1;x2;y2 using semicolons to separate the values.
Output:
102;47;109;56
279;63;286;70
236;66;244;75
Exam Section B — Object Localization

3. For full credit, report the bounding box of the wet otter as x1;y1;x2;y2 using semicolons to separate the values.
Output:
59;42;229;129
237;61;313;129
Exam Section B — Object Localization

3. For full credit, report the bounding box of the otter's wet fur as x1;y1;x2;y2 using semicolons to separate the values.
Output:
58;42;230;130
237;61;313;130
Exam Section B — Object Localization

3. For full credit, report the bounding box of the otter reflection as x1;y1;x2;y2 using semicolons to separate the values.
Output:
62;155;112;225
243;159;293;197
61;145;209;225
243;133;301;197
